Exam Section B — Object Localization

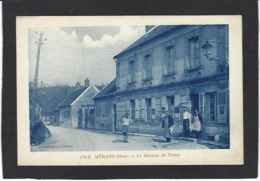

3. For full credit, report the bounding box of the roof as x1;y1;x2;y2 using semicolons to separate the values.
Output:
114;25;183;58
58;86;89;108
93;78;116;99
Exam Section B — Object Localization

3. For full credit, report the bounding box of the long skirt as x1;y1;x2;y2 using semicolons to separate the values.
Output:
163;127;171;139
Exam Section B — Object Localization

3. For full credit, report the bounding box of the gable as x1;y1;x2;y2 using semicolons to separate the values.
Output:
58;87;88;108
71;85;100;106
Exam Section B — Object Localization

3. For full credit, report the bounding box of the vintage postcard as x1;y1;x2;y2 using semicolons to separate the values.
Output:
17;16;243;165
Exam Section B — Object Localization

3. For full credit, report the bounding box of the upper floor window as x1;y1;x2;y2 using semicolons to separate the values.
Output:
166;45;175;74
188;36;200;68
129;61;135;83
101;103;105;117
144;54;152;79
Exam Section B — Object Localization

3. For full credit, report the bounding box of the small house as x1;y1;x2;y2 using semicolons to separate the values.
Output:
56;78;99;128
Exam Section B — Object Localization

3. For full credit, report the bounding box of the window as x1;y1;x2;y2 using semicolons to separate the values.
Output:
209;93;216;121
144;54;152;79
65;109;70;118
129;61;135;83
130;100;135;119
217;91;228;123
188;36;200;68
166;46;175;73
101;103;105;117
205;92;216;122
146;99;152;120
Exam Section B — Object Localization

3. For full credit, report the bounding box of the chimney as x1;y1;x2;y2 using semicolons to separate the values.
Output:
85;78;90;87
76;81;81;89
145;25;155;33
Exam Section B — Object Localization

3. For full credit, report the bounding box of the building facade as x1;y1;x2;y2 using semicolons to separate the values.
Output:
93;78;116;131
56;79;99;128
114;25;229;143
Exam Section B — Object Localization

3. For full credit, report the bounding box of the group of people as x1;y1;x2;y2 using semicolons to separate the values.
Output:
121;106;202;143
159;106;203;142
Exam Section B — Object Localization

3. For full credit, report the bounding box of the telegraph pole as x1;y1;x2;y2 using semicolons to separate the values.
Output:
33;31;47;88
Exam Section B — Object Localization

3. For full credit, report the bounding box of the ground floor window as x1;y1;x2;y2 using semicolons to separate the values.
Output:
205;92;217;122
130;100;135;119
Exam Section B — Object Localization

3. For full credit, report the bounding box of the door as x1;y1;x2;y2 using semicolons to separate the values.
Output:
190;94;199;116
113;104;117;132
167;96;175;116
146;99;152;121
84;108;89;128
130;100;135;120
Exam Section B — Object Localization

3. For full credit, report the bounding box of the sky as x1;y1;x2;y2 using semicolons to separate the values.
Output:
29;26;145;86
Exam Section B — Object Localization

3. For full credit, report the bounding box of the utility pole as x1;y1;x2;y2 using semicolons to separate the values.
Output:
33;31;47;89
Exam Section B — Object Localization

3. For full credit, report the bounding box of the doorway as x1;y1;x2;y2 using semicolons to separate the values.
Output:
167;96;175;116
190;94;199;115
113;104;117;132
146;98;152;121
130;100;135;120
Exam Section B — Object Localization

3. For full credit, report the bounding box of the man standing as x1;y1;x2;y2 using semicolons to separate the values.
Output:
122;113;132;143
183;106;191;138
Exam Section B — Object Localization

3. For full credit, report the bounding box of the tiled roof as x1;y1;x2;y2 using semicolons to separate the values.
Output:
114;25;182;58
93;78;116;99
58;86;89;108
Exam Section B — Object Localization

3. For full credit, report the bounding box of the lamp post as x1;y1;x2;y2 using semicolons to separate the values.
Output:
201;40;229;68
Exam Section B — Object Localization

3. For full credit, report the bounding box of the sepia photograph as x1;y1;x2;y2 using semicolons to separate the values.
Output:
16;16;243;165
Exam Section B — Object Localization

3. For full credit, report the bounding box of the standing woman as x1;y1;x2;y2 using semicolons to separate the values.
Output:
162;111;174;142
190;109;202;139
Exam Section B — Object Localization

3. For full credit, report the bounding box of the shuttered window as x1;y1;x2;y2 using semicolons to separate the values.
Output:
166;46;175;74
188;36;200;68
217;91;228;123
144;54;152;79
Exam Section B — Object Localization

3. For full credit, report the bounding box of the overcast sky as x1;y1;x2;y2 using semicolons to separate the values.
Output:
29;26;145;86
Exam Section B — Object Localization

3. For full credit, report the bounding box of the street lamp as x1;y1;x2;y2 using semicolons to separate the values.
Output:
201;40;213;59
201;40;229;68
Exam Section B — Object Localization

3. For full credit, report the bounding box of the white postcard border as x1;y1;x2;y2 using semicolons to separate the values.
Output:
17;15;243;165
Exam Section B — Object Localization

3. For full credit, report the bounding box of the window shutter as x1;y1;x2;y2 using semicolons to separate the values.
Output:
204;94;210;122
143;58;146;79
217;91;227;123
151;98;156;119
163;49;167;75
187;40;191;68
126;100;130;113
128;63;131;83
134;60;137;82
135;99;140;118
172;47;176;72
141;99;147;120
199;93;204;120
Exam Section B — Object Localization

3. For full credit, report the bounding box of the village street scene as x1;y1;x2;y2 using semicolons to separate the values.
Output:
30;25;230;152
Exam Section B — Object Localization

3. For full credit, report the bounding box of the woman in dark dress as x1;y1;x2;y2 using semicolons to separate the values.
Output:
162;111;174;142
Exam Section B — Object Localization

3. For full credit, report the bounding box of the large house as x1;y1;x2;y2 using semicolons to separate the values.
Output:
56;78;99;128
113;25;229;143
